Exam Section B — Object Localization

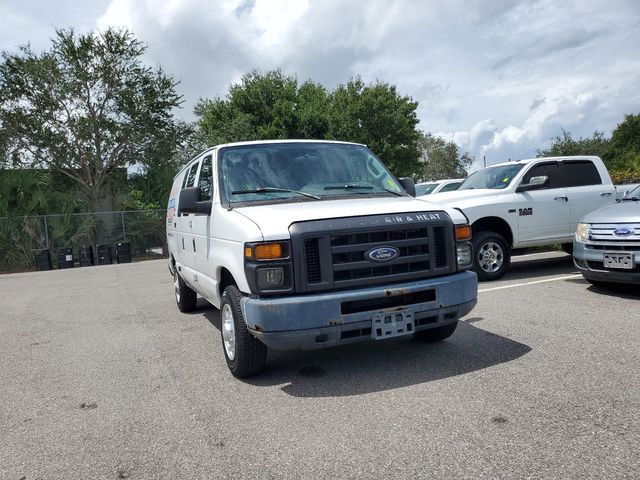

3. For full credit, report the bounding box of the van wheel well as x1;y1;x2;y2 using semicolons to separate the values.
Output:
219;268;238;298
472;217;514;247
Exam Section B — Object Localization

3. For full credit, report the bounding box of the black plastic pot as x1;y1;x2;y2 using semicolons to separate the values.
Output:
96;244;112;265
115;242;131;264
35;249;52;271
57;247;74;269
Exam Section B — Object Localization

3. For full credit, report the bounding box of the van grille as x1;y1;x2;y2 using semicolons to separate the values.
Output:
290;212;456;293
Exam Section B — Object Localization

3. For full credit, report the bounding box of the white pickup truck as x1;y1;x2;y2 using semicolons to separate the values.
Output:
425;156;616;280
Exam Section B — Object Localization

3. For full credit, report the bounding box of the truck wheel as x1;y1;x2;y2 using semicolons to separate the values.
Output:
220;286;267;378
174;269;197;313
472;231;510;281
414;321;458;342
561;243;573;255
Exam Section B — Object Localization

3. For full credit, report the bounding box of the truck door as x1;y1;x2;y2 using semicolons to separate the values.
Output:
515;161;571;244
561;160;616;234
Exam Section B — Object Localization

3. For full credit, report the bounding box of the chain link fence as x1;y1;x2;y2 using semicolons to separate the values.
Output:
0;209;167;273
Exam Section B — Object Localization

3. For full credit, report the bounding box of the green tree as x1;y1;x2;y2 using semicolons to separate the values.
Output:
0;27;183;211
327;78;421;177
416;133;472;181
195;69;307;145
537;129;610;159
194;71;421;177
609;114;640;179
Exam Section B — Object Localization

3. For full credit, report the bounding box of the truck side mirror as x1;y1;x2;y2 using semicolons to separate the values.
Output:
516;175;548;193
178;187;212;215
398;177;416;197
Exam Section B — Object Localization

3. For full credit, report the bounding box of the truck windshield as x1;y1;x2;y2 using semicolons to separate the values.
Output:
458;164;525;190
219;143;404;205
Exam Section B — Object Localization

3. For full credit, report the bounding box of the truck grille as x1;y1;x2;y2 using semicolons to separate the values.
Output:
586;223;640;250
291;212;456;293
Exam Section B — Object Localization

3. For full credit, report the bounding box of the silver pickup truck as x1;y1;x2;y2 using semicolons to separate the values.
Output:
573;184;640;286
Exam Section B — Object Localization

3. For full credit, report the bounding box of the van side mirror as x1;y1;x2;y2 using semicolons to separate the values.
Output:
398;177;416;197
178;187;212;215
516;175;549;193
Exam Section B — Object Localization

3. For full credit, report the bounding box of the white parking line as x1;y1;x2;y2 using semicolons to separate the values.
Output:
478;273;583;293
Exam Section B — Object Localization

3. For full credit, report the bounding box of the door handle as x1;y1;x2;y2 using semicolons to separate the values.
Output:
600;192;612;197
554;196;568;202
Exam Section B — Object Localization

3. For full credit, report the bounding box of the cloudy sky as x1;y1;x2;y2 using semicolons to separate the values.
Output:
2;0;640;168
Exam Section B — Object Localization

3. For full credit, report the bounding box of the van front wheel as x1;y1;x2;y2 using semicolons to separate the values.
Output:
220;286;267;378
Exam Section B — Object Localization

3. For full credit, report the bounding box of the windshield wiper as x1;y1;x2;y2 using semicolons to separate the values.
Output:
323;184;404;196
621;196;639;201
231;187;321;200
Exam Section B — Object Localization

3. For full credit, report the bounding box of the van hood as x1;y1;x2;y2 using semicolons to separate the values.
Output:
581;200;640;224
233;196;467;240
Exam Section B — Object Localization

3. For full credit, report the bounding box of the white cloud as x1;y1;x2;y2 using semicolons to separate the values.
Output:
3;0;640;166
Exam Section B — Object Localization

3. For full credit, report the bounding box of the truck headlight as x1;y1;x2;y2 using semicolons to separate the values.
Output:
456;243;473;269
257;267;285;290
575;223;590;243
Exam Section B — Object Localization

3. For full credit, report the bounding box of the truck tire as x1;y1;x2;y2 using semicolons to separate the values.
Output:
472;231;511;281
174;269;197;313
220;286;267;378
414;321;458;342
561;243;573;255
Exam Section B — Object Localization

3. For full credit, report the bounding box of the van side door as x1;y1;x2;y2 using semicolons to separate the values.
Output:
191;154;217;299
176;160;200;281
515;161;571;244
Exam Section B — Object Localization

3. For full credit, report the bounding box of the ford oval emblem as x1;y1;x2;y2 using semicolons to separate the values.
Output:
366;246;399;263
614;227;634;236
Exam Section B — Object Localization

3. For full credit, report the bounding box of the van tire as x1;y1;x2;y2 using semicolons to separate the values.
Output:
174;269;197;313
414;321;458;342
472;231;511;281
220;286;267;378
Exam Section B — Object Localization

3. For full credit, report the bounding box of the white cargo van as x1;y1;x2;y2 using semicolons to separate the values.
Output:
167;140;477;377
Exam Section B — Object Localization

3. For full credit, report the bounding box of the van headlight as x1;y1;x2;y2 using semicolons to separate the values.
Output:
575;223;590;243
257;267;285;290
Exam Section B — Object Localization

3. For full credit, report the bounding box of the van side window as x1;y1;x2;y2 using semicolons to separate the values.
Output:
562;161;602;187
198;155;213;201
522;162;560;189
184;162;199;188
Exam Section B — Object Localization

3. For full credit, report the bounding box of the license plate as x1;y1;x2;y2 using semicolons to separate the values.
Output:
371;310;415;340
603;252;634;270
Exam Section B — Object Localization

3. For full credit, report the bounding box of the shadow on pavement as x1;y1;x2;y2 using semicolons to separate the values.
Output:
565;278;640;299
502;253;575;282
202;311;531;397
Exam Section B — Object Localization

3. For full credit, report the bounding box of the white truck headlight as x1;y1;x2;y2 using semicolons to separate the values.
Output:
575;223;590;243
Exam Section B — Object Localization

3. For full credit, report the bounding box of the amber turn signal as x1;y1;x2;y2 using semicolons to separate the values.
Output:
455;225;472;241
251;242;287;260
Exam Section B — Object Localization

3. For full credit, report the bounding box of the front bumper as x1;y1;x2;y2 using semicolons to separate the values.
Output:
240;270;477;350
573;240;640;284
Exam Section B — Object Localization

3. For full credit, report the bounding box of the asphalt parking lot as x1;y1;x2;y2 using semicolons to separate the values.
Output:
1;251;639;479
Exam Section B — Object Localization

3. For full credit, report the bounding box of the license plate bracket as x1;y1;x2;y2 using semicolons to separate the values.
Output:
603;252;634;270
371;310;415;340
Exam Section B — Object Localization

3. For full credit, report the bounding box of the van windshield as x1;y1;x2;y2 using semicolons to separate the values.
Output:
458;164;525;190
219;143;404;205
